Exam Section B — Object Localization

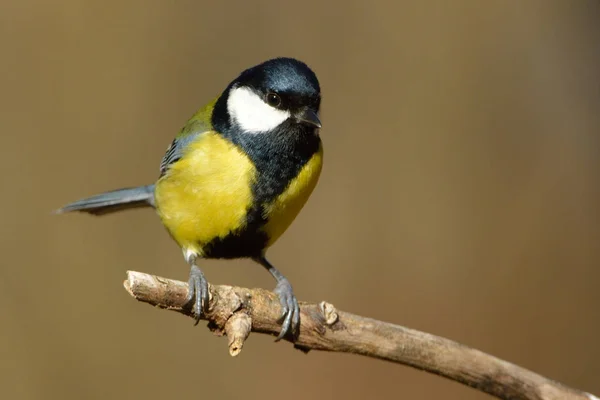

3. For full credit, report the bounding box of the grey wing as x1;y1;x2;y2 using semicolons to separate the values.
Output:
159;114;214;177
159;133;200;177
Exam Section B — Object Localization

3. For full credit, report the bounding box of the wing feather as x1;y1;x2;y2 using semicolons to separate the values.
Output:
159;99;218;176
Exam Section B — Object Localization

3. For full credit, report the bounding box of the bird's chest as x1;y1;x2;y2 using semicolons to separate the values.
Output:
154;133;257;253
154;133;322;258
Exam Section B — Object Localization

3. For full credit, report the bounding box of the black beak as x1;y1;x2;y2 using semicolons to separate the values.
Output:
295;109;322;129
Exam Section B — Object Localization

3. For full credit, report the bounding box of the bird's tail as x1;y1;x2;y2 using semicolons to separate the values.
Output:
55;184;155;216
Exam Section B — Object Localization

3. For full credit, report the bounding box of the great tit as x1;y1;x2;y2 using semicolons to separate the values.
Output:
57;57;323;341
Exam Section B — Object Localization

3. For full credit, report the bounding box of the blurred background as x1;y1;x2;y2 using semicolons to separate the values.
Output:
1;1;599;399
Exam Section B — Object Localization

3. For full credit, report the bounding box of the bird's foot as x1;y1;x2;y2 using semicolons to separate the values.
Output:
185;264;210;325
273;278;300;341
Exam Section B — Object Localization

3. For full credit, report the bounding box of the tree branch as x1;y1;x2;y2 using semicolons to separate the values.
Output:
124;271;597;400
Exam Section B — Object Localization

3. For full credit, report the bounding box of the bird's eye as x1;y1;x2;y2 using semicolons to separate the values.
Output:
265;92;281;107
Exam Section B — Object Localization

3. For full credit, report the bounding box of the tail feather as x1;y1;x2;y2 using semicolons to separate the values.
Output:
56;184;155;216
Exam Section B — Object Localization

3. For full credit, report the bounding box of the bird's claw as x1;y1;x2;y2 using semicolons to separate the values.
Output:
185;265;209;325
273;279;300;341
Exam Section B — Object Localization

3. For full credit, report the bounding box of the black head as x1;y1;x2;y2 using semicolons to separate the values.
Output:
213;58;321;134
235;57;321;110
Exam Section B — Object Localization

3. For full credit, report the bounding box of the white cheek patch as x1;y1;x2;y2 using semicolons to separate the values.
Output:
227;86;291;133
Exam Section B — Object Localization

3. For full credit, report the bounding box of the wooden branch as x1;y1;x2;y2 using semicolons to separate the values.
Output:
124;271;597;400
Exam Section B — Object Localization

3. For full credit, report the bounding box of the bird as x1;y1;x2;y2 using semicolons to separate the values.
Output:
56;57;323;341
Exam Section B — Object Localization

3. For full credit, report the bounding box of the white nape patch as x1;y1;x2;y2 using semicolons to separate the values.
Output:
587;394;600;400
227;86;290;133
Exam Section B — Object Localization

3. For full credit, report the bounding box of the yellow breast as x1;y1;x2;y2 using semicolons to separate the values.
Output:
263;144;323;246
154;132;256;255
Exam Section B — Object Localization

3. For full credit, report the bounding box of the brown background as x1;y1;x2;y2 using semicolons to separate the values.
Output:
1;1;599;399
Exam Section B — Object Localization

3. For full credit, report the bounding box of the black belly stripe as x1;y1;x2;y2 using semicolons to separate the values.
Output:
202;120;321;259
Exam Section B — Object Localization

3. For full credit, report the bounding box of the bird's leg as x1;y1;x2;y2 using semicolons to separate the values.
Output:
253;256;300;341
184;253;210;325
